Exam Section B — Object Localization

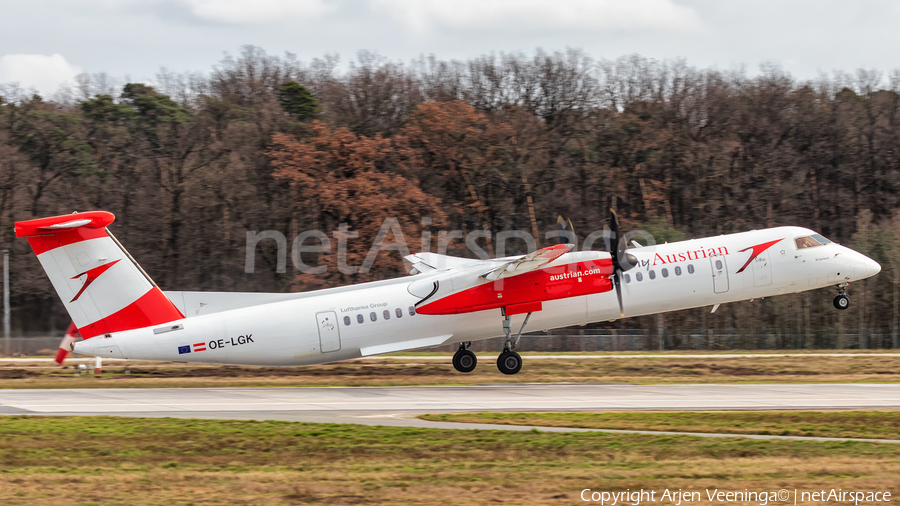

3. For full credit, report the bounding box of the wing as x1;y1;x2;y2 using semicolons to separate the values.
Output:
404;252;487;274
481;243;574;280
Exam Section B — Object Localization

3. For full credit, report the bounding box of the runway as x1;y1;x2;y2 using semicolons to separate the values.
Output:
2;352;900;364
3;383;900;439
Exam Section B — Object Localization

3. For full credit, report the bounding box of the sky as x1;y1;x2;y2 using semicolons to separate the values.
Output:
1;0;899;96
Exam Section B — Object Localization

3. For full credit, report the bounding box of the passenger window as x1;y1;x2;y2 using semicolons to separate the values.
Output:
409;306;416;316
395;308;402;318
370;312;377;322
343;316;351;326
357;314;364;324
649;270;656;280
636;272;643;282
715;260;723;270
624;273;631;283
662;268;669;278
687;264;695;274
675;266;682;276
383;309;390;320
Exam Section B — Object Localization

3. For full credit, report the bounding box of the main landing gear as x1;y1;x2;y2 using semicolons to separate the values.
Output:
833;283;850;310
452;343;477;373
497;350;522;375
497;312;532;375
450;312;533;375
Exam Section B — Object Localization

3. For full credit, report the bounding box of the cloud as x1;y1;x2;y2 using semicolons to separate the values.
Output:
179;0;335;24
70;0;336;25
0;54;82;95
371;0;703;34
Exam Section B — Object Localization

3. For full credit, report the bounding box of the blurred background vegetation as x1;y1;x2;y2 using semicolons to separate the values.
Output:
2;46;899;348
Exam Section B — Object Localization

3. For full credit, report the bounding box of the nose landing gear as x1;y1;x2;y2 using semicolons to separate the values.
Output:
833;284;850;310
452;342;477;373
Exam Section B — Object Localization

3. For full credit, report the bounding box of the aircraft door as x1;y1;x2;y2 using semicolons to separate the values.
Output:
315;311;341;353
710;256;729;293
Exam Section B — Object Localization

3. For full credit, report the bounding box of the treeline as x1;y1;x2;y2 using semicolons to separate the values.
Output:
2;46;900;348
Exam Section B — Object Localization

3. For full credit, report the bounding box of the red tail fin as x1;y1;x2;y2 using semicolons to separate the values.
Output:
16;211;184;338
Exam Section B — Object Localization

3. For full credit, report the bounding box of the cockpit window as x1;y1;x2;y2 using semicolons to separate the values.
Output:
795;234;832;249
811;234;832;245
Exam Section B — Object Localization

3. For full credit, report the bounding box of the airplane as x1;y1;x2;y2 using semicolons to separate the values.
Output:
16;210;881;375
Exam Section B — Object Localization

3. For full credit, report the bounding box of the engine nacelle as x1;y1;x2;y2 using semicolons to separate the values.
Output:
410;251;614;315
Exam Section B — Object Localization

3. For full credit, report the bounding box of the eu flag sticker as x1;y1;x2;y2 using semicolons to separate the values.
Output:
177;345;191;354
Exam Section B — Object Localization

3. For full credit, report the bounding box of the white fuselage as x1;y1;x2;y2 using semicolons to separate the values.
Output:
74;226;881;365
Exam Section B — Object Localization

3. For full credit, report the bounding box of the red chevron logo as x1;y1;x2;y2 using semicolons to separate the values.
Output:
70;259;121;302
736;239;782;274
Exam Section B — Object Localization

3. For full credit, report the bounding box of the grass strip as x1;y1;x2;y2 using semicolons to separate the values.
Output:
420;410;900;440
2;353;900;388
1;415;899;504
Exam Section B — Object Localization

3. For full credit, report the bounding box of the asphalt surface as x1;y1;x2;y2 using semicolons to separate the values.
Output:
2;383;900;442
3;352;900;364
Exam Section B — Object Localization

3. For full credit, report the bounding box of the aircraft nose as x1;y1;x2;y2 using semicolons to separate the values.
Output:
852;251;881;278
840;246;881;279
867;256;882;276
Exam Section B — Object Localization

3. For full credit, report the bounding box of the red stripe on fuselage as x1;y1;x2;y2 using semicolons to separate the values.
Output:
77;287;185;338
417;259;614;315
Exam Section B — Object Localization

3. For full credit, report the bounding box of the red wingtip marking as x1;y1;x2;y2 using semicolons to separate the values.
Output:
70;259;122;302
736;238;783;274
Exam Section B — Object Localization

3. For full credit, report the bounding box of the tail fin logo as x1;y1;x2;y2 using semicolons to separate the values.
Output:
70;259;121;302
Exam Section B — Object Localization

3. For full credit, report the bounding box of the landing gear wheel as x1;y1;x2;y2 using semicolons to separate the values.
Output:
497;351;522;375
453;349;477;373
834;294;850;310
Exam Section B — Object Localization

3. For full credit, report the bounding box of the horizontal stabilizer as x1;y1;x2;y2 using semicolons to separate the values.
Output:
15;211;114;237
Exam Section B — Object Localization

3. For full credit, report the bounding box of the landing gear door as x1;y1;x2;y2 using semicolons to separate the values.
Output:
710;256;729;293
316;311;341;353
751;250;772;287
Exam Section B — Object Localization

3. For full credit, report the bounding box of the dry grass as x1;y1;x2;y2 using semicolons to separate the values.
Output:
421;410;900;439
1;415;899;505
2;352;900;388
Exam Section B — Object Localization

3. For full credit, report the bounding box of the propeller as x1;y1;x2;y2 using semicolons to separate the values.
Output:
604;209;638;317
555;216;575;246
